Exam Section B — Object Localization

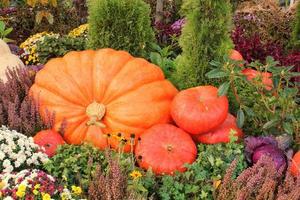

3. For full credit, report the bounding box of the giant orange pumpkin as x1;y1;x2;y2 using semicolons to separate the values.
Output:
290;151;300;176
194;114;243;144
171;86;228;135
135;124;197;175
30;49;178;151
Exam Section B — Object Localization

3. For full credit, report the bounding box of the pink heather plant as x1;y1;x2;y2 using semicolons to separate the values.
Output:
0;67;53;137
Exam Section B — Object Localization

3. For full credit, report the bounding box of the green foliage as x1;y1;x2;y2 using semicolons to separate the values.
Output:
149;43;176;79
157;138;247;200
0;20;13;42
88;0;155;57
127;169;158;199
290;2;300;50
207;57;300;140
2;1;85;44
43;144;107;192
172;0;233;89
36;35;86;64
43;144;135;194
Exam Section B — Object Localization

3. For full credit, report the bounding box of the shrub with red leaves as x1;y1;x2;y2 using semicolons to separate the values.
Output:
282;51;300;83
231;27;284;63
232;27;300;84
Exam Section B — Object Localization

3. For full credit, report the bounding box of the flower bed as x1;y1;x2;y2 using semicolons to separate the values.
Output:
0;0;299;200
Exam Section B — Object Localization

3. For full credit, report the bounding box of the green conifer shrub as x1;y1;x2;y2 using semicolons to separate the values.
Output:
88;0;155;57
173;0;233;89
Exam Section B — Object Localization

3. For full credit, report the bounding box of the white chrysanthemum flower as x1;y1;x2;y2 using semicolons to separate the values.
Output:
0;151;5;160
3;165;13;173
3;159;11;168
14;160;21;168
3;196;14;200
0;126;49;172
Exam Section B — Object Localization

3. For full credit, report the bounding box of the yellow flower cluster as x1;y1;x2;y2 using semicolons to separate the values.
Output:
129;170;142;180
68;24;89;38
20;31;58;65
16;184;26;198
71;185;82;195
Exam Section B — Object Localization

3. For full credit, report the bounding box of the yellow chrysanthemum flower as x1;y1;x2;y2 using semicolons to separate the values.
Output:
129;170;142;180
68;24;89;38
18;184;26;192
71;185;82;195
42;193;51;200
16;190;25;198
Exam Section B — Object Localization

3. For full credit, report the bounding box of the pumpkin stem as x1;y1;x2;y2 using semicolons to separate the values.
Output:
167;145;173;152
86;101;106;128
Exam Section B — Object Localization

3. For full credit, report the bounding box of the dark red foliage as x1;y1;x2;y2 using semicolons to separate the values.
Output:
231;27;284;63
0;67;53;136
282;51;300;83
232;27;300;84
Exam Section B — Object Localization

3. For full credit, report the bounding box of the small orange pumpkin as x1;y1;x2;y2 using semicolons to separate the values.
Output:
34;129;65;157
30;49;178;151
135;124;197;175
193;114;243;144
242;68;273;91
290;151;300;176
171;86;229;135
229;50;244;62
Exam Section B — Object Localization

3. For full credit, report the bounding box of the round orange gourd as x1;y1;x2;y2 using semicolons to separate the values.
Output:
194;114;243;144
242;68;273;91
34;129;65;157
229;50;244;62
135;124;197;175
290;151;300;176
30;49;178;151
171;86;229;134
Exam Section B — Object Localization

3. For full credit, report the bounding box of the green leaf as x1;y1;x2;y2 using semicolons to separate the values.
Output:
208;155;214;166
283;122;293;135
218;82;230;96
237;109;245;128
0;21;5;33
3;38;14;43
210;60;221;67
3;27;13;36
262;119;279;130
150;52;162;66
206;69;228;79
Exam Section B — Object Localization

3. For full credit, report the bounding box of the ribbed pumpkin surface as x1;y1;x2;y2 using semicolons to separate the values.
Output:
30;49;178;151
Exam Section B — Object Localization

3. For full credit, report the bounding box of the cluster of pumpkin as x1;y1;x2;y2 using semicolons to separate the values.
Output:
229;50;273;90
1;42;299;176
29;49;244;175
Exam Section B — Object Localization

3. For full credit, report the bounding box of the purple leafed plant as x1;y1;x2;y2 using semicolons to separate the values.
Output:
244;136;287;170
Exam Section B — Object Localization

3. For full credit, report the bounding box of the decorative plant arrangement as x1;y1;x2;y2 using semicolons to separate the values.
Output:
0;0;299;200
0;126;48;173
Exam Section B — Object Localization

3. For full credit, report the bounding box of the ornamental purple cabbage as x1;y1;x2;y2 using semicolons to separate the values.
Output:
245;136;287;170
